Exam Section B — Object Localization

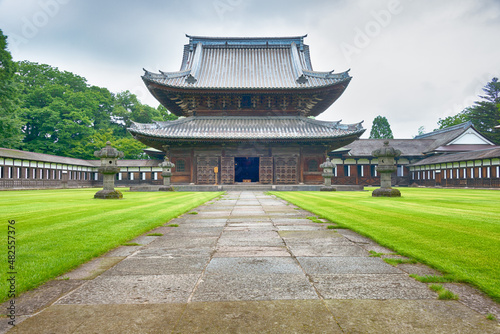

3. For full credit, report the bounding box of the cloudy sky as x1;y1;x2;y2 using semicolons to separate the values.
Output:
1;0;499;138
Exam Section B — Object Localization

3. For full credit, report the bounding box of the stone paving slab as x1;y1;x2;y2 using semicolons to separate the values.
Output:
227;217;272;222
131;247;213;259
213;246;290;257
180;218;227;226
277;225;324;231
324;300;500;334
0;280;84;317
272;218;314;224
224;226;277;232
147;236;219;248
102;257;209;276
443;283;500;321
311;274;436;299
8;304;186;334
296;256;402;274
164;227;224;237
279;230;344;239
204;257;302;275
288;244;368;257
57;256;124;280
216;238;285;247
174;300;341;333
56;274;199;304
230;210;266;215
192;274;319;302
336;229;378;244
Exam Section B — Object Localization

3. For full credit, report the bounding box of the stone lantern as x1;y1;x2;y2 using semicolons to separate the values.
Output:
94;141;124;199
158;157;175;191
372;140;401;197
319;158;336;191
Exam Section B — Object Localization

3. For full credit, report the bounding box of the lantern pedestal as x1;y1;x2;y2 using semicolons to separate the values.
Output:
94;189;123;199
319;158;337;191
94;142;124;199
158;157;175;191
372;141;401;197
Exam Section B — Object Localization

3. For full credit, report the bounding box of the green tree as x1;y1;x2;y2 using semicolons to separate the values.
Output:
0;30;24;148
437;110;471;130
16;61;115;157
12;61;176;159
436;78;500;143
369;116;394;139
468;77;500;143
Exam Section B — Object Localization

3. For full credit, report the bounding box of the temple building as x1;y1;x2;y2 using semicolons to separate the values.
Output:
128;35;365;185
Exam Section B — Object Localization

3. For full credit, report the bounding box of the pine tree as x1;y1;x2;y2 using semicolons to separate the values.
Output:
369;116;394;139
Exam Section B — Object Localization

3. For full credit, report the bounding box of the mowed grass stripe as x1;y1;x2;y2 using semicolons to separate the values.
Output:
271;188;500;302
0;189;221;303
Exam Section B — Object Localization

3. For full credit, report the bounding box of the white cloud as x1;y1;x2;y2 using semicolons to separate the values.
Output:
1;0;499;138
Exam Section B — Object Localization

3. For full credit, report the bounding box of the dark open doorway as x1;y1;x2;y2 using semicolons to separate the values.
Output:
235;157;259;182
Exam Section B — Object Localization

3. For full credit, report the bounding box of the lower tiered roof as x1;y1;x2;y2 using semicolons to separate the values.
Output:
128;116;365;149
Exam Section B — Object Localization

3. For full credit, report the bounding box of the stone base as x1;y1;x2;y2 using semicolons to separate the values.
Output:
372;187;401;197
320;186;336;192
158;186;174;191
94;189;123;199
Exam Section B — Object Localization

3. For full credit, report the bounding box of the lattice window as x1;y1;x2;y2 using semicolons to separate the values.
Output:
308;159;318;172
176;159;186;172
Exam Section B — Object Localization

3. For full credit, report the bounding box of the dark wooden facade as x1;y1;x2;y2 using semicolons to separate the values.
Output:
168;144;327;185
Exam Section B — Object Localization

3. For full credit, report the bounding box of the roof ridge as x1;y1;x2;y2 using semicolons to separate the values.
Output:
415;121;472;139
186;34;308;40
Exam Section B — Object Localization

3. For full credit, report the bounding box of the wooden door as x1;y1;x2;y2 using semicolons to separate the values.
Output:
221;157;234;184
259;157;273;184
275;156;298;184
197;156;218;184
435;171;442;185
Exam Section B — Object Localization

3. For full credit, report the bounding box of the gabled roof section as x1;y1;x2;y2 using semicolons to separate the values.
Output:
414;121;495;153
143;35;351;90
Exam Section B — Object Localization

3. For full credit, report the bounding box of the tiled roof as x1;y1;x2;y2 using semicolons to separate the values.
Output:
0;148;164;167
0;148;99;166
143;36;351;90
128;116;365;141
338;139;435;157
410;147;500;166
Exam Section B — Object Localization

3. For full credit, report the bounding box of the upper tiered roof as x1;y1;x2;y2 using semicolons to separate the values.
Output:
142;35;351;116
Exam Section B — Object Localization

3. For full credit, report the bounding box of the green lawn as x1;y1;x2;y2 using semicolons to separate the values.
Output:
1;188;221;302
271;188;500;302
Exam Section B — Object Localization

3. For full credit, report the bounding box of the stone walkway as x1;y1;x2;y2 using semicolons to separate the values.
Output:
4;192;500;333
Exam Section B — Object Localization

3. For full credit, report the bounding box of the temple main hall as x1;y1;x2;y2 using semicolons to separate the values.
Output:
129;35;365;185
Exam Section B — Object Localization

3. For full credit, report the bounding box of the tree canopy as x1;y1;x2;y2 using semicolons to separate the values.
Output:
3;58;177;159
437;77;500;144
369;115;394;139
0;29;24;148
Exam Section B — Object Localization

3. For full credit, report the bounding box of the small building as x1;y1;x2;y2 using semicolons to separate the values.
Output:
331;121;500;188
128;35;365;185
